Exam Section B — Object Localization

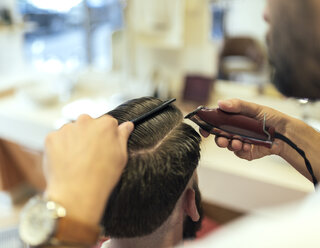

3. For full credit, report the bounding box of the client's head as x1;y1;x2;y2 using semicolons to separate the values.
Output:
101;97;202;241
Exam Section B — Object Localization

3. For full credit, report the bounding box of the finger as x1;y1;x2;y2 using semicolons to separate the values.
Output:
199;129;210;138
118;122;134;143
60;122;73;131
215;136;229;148
234;150;252;161
227;144;234;152
230;139;243;151
243;143;252;152
99;114;116;121
99;115;119;128
217;99;263;118
45;132;56;146
77;114;92;123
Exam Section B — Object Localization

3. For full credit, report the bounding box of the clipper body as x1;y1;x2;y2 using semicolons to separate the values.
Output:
185;107;275;148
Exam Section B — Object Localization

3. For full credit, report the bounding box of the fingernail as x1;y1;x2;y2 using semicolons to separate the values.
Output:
126;122;134;132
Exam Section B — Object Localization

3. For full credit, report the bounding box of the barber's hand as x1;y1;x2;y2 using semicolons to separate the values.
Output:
44;115;134;226
200;99;289;161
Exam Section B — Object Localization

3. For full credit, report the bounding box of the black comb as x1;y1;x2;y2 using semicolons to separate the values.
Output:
131;98;176;125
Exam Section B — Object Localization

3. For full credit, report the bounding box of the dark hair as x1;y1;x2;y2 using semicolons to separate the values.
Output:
101;97;201;238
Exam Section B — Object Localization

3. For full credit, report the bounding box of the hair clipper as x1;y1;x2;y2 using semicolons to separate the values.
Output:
185;106;275;148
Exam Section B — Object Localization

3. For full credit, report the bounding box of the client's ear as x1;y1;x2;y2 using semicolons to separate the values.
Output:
183;188;200;222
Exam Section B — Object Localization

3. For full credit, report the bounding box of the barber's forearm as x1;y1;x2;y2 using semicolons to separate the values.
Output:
280;116;320;183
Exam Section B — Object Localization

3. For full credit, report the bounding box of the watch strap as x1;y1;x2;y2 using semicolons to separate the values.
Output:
53;216;101;246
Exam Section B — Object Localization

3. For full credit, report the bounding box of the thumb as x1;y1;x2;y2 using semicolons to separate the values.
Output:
218;98;262;118
118;121;134;142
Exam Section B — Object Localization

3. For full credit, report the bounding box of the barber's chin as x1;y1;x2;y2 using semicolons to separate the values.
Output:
273;79;319;101
272;73;319;101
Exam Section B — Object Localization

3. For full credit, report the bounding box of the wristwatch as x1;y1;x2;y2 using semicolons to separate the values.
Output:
19;195;101;247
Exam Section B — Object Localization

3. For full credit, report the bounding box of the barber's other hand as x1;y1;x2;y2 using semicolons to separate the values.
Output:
200;99;289;161
44;115;133;226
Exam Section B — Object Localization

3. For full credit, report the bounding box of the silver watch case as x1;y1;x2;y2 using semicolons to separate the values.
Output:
19;195;67;246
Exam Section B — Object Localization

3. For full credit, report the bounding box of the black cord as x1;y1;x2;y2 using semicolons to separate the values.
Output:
275;132;318;187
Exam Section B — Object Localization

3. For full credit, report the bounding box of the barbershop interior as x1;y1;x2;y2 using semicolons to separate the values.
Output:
0;0;319;247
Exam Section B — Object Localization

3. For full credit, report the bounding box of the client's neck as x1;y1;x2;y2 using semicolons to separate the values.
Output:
106;209;184;248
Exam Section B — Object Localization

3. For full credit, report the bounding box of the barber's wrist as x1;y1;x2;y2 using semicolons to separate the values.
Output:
278;115;320;181
20;194;102;248
45;187;107;227
279;116;309;158
276;115;295;159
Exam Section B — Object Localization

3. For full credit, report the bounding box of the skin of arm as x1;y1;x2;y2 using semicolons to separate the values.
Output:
205;98;320;183
41;114;133;247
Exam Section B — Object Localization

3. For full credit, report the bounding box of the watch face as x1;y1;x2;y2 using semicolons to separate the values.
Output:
19;197;57;246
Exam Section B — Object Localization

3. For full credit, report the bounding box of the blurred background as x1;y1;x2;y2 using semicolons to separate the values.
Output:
0;0;318;247
1;0;269;92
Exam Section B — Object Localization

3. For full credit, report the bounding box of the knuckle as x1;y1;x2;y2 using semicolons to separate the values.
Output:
230;98;240;105
60;122;72;131
232;98;242;110
102;115;119;128
45;132;57;146
45;134;52;145
77;114;92;122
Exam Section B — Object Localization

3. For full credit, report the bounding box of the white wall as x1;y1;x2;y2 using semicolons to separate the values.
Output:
0;0;15;10
0;0;24;75
225;0;268;42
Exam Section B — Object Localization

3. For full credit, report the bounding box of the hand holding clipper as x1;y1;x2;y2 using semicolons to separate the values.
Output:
185;106;275;148
185;100;317;186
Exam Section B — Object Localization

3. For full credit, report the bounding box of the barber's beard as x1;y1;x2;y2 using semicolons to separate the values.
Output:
269;58;297;98
267;23;320;100
266;31;297;98
269;45;320;100
182;183;203;240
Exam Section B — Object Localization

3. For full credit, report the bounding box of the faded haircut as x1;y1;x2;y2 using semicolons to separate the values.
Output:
101;97;201;238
